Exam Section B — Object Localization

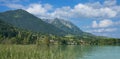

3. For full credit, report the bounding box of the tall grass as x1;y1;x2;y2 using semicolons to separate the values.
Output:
0;45;91;59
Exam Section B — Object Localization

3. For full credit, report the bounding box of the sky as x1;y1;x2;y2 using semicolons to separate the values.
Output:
0;0;120;38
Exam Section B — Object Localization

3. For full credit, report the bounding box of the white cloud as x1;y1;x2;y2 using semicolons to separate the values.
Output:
72;4;117;18
87;28;117;33
48;0;118;19
49;3;117;19
99;19;113;27
26;3;47;15
92;19;120;28
44;2;118;19
92;19;113;28
50;6;73;19
104;0;116;6
43;4;53;10
24;0;118;19
5;4;25;9
111;6;120;16
85;2;102;8
92;21;98;28
0;0;28;9
90;19;119;33
25;3;54;19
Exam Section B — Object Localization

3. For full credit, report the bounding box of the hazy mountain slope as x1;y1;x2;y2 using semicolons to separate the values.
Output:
43;18;83;35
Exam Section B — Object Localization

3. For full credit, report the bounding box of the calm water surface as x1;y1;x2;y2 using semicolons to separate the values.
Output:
46;45;120;59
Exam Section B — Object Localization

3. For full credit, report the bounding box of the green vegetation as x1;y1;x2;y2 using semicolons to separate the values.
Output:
0;45;93;59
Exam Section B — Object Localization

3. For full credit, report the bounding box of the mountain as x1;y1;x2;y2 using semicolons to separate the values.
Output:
0;9;67;36
42;18;83;35
0;9;94;36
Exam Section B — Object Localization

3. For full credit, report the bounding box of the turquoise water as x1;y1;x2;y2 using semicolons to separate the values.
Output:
51;45;120;59
78;46;120;59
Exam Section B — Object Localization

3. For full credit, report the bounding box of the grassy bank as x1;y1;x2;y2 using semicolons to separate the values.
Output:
0;45;85;59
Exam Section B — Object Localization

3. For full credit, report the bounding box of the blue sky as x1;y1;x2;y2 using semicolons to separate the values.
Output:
0;0;120;38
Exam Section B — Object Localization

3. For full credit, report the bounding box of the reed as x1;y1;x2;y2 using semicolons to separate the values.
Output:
0;45;87;59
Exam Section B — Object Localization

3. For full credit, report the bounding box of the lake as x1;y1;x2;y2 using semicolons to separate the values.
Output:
0;45;120;59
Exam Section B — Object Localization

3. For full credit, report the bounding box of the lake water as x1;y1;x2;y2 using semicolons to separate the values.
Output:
45;45;120;59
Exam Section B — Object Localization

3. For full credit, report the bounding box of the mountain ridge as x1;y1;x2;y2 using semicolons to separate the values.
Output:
0;9;67;36
42;18;84;35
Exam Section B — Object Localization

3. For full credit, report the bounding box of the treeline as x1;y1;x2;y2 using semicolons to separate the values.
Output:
0;29;120;45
